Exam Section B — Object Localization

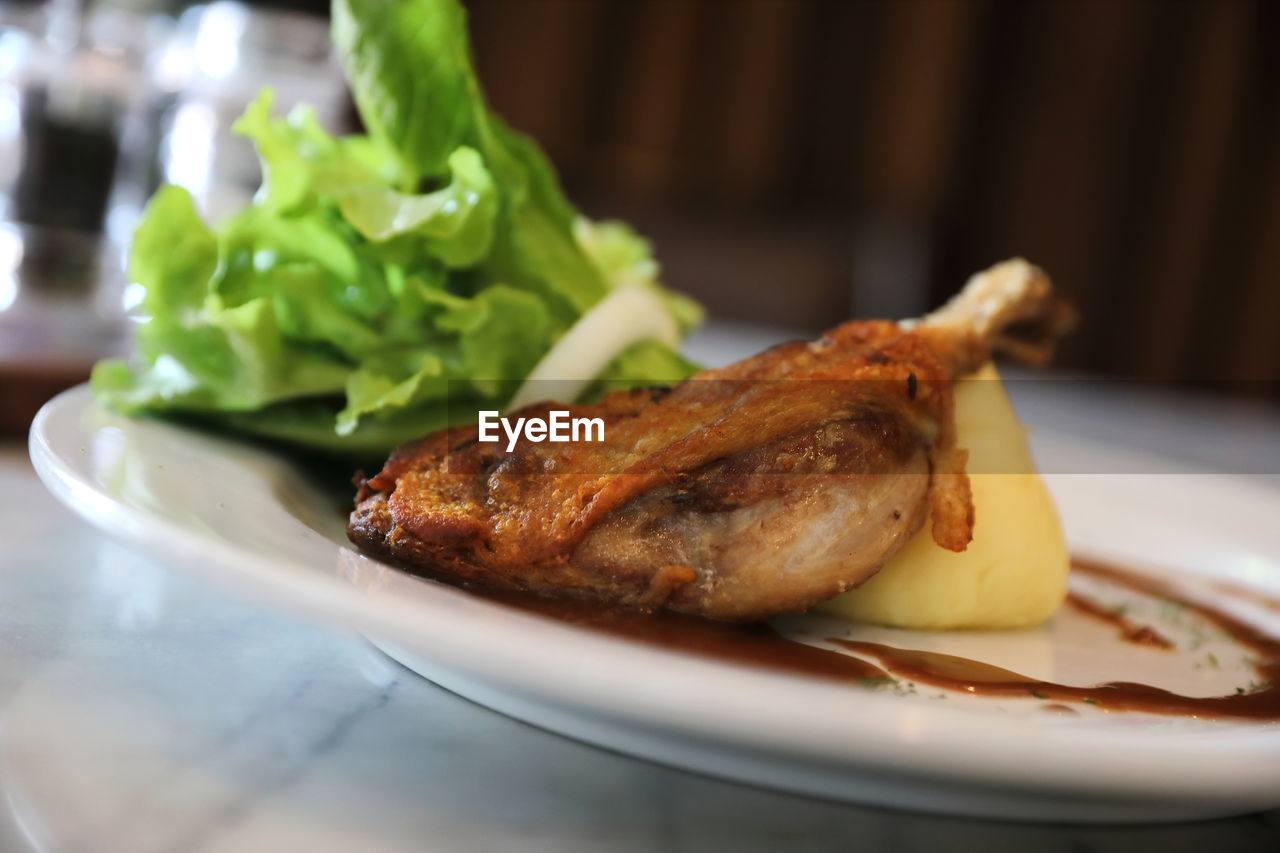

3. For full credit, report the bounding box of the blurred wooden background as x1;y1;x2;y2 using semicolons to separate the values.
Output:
455;0;1279;391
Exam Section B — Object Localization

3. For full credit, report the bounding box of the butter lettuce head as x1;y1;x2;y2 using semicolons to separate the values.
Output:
93;0;699;459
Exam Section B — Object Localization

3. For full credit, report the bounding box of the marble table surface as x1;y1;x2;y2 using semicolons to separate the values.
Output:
3;323;1279;852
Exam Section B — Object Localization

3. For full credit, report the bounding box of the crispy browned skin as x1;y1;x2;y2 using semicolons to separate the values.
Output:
349;259;1071;621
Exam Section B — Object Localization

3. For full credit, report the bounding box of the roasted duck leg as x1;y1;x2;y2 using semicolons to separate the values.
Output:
348;259;1072;621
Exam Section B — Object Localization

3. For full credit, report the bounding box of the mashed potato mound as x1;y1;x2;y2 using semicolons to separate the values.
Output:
815;363;1068;629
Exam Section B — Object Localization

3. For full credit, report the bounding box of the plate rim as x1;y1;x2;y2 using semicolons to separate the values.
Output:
28;385;1280;809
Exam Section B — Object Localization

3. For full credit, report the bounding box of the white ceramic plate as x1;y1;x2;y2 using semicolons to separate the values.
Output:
29;386;1280;823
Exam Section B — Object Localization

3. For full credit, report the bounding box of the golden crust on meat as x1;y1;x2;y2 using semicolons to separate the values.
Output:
348;259;1071;620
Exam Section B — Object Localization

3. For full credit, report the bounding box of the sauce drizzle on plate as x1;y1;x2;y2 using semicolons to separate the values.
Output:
483;589;889;683
829;559;1280;720
480;558;1280;720
1064;591;1174;649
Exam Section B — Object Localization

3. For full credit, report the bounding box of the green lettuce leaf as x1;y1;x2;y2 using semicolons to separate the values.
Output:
580;340;702;402
93;0;701;461
574;217;703;331
336;146;496;266
232;89;398;213
331;0;486;181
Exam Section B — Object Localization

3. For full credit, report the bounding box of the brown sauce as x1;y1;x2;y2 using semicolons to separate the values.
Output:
483;590;889;684
1065;591;1174;649
831;558;1280;720
1212;582;1280;614
479;558;1280;721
